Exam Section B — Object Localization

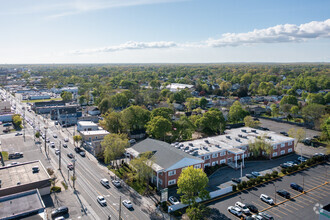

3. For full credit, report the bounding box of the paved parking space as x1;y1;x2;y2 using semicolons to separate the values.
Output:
206;162;329;219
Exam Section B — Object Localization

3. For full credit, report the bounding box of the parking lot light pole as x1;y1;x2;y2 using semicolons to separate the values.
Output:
302;175;305;193
273;183;277;205
59;141;61;170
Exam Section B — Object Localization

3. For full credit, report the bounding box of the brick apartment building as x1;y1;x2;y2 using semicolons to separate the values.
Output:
126;127;294;189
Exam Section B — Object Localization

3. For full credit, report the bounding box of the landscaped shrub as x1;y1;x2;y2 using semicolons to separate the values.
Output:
256;176;263;183
271;171;278;178
237;183;243;190
232;184;237;192
281;168;287;174
51;186;61;192
61;181;68;190
241;181;247;188
265;173;271;180
247;180;253;187
47;168;54;176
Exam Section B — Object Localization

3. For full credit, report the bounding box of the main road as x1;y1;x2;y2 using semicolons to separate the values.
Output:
3;90;152;220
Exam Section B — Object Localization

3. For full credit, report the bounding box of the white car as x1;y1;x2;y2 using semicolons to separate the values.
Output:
64;138;69;142
112;179;121;187
55;149;60;155
97;196;107;206
260;194;274;205
251;171;262;177
251;214;263;220
53;134;58;138
169;196;180;205
235;201;250;214
122;200;133;209
100;178;110;188
227;206;242;217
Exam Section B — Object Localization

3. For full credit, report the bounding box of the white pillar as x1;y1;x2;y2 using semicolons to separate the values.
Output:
156;171;159;190
242;153;245;167
235;154;237;169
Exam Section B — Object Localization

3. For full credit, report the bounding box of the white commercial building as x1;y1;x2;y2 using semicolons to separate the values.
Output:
77;121;99;132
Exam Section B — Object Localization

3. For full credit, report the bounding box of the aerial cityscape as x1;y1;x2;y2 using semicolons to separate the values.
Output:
0;1;329;220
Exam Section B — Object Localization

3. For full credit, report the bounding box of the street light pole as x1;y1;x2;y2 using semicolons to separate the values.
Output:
73;159;76;190
44;127;48;156
59;141;61;170
119;196;122;220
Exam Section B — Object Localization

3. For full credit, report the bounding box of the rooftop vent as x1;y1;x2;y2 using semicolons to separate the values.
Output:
226;136;231;139
235;138;241;142
251;129;256;133
241;129;247;133
215;144;220;148
267;136;272;140
238;134;243;138
189;143;194;146
204;140;210;144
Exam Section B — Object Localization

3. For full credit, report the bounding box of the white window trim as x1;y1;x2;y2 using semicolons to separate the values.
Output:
212;153;218;158
273;145;277;150
168;170;176;176
194;164;201;169
281;143;285;148
288;148;293;153
272;152;278;157
204;155;210;160
220;159;226;164
168;179;176;185
280;150;285;155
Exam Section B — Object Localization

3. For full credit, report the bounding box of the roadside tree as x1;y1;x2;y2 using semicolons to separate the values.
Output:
229;101;249;123
101;133;128;167
73;135;82;147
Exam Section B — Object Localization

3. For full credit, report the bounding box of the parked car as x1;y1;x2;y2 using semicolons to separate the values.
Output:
129;139;136;145
251;215;263;220
122;200;133;209
15;132;22;136
55;149;60;155
55;121;59;125
112;179;121;188
63;143;67;148
280;163;290;168
227;206;242;217
67;164;74;170
79;151;86;157
50;142;55;148
75;147;81;153
67;153;74;159
251;171;262;177
259;212;274;220
8;152;23;159
246;204;258;213
53;134;58;138
100;178;110;188
46;138;50;143
97;196;107;206
297;156;307;162
302;138;312;146
260;194;274;205
64;137;69;142
277;189;290;199
235;201;250;214
169;196;180;205
246;174;255;179
286;161;297;166
280;131;289;136
232;178;241;183
290;183;303;192
51;206;68;218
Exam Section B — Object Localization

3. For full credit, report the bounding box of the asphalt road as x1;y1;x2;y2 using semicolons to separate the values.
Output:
2;90;154;220
206;162;330;219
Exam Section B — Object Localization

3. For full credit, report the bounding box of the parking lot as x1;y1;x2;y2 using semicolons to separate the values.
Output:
206;162;329;219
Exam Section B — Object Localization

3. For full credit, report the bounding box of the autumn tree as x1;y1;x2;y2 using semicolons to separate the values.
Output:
244;116;260;128
249;136;273;159
101;133;128;166
177;166;210;206
229;101;249;123
288;128;305;150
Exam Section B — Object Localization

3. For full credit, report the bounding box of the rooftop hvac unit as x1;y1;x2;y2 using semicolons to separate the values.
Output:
226;136;231;139
204;140;210;144
238;134;243;138
251;129;256;133
189;143;194;146
215;144;220;148
235;138;241;142
241;129;247;133
267;136;272;139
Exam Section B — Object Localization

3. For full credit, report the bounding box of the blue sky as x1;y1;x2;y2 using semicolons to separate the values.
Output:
0;0;329;63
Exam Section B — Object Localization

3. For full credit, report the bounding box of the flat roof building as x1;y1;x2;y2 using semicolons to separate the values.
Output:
0;160;51;197
0;189;46;220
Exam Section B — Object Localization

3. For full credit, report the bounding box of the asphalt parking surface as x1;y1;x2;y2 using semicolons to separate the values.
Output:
206;162;330;219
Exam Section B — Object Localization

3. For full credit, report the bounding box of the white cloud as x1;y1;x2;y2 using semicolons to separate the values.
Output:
72;41;178;54
207;19;330;47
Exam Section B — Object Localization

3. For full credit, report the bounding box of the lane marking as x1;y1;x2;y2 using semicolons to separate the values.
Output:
281;202;301;210
275;204;295;213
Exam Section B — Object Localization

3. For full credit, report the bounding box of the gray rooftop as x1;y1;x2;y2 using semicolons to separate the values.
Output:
0;189;45;219
128;138;203;170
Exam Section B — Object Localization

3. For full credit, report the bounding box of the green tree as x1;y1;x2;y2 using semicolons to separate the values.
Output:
130;151;154;184
101;133;128;166
248;82;258;94
287;88;296;96
306;93;325;105
150;80;161;90
177;166;210;206
320;115;330;141
199;97;208;109
109;93;129;109
12;114;22;129
280;95;298;106
173;116;196;141
186;204;209;220
258;82;274;96
151;107;174;121
73;135;82;147
249;136;273;159
146;116;172;140
270;104;279;117
79;95;86;105
324;92;330;104
60;91;73;102
186;97;200;111
288;128;306;150
229;101;249;123
290;106;299;115
100;110;123;133
98;97;111;114
121;106;150;132
244;116;260;128
302;104;326;126
196;108;225;135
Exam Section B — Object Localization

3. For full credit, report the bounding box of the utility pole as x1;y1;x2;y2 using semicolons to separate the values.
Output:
66;111;68;132
59;141;61;170
73;159;76;190
23;110;25;142
33;117;35;142
240;162;243;180
44;127;48;156
119;196;122;220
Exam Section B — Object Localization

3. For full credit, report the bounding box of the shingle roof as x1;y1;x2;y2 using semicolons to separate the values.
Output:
130;138;201;170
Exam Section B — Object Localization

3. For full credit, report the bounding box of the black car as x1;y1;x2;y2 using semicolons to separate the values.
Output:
51;206;68;218
277;189;290;199
280;131;289;136
246;204;258;213
75;147;82;153
290;183;303;192
67;153;74;159
232;178;241;183
246;174;255;179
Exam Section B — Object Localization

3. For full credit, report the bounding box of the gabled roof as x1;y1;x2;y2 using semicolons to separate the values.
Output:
128;138;203;171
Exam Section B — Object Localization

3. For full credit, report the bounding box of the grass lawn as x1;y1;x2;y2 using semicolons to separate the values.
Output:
1;151;9;161
22;98;62;103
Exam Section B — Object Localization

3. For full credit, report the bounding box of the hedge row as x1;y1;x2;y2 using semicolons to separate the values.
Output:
281;155;327;174
232;171;279;192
